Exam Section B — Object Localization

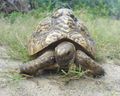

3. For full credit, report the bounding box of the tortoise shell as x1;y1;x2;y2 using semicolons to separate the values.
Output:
27;8;96;59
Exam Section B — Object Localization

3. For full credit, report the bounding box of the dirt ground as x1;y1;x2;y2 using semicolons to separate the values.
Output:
0;46;120;96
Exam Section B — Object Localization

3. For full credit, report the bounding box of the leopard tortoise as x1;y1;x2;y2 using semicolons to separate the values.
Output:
20;8;105;78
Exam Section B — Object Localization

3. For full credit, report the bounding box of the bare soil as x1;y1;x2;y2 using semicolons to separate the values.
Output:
0;46;120;96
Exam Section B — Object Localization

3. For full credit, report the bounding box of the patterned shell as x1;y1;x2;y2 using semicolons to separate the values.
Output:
28;8;96;59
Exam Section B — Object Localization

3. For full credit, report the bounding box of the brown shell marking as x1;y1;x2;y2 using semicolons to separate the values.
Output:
28;37;43;55
35;18;51;33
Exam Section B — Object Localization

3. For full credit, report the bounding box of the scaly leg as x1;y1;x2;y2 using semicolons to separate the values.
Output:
20;50;55;75
75;50;105;78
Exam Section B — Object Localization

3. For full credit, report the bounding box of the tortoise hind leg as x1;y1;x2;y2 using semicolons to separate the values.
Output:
75;50;105;78
20;50;55;76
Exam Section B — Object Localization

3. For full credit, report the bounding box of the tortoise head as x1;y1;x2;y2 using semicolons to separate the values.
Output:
55;41;76;69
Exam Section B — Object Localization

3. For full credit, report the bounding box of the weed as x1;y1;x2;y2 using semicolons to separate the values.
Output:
60;65;89;83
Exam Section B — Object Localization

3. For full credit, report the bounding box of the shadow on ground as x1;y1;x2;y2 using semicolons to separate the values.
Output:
0;46;120;96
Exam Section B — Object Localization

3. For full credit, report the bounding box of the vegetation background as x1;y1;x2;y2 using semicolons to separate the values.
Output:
0;0;120;62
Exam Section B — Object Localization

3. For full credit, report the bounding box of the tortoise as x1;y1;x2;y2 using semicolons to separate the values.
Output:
20;8;105;78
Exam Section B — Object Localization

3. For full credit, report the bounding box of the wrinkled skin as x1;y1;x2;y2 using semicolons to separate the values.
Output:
20;8;105;78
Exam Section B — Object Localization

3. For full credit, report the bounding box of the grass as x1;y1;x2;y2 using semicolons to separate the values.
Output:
0;10;120;62
0;12;48;61
86;16;120;61
89;18;120;61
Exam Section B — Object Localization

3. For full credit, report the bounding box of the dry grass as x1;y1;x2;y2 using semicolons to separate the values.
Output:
85;17;120;60
0;13;44;61
0;11;120;62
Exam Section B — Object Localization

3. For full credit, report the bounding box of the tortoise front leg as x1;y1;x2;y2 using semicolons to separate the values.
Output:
20;50;55;75
75;50;105;78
